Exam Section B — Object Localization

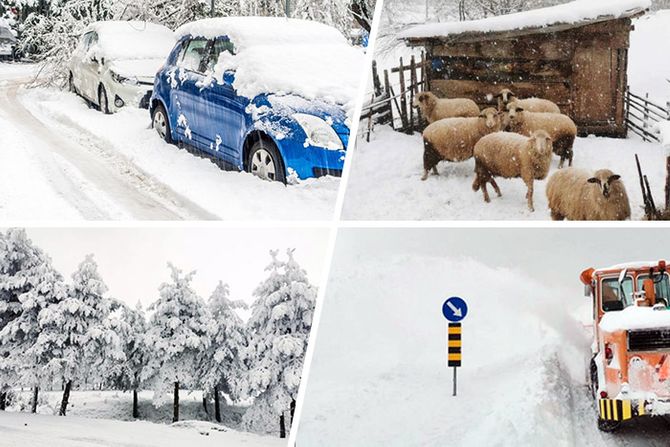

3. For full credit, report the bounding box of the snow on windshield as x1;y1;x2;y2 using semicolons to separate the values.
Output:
87;21;175;61
399;0;651;39
175;17;365;115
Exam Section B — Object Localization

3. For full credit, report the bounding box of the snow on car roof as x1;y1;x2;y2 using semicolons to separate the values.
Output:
178;17;364;117
84;21;175;61
599;305;670;333
175;17;349;47
399;0;650;40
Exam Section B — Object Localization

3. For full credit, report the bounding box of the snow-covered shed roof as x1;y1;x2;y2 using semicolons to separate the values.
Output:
399;0;650;43
0;19;16;42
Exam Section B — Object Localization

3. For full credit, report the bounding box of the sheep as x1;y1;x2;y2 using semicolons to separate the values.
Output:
495;88;561;114
472;130;553;212
413;91;480;123
421;107;501;181
503;101;577;168
546;168;631;221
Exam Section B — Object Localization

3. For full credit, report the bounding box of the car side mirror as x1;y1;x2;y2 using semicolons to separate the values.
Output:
603;300;624;312
223;70;235;85
584;284;591;297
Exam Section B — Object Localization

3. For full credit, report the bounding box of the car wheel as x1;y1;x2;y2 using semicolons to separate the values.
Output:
247;140;286;183
597;418;620;432
152;103;173;144
98;85;110;114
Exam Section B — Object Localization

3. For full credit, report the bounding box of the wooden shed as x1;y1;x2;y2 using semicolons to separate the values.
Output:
400;1;650;138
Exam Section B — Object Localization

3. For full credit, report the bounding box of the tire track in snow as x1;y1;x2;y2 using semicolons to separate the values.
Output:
2;79;218;220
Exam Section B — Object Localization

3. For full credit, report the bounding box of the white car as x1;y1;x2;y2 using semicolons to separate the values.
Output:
68;21;174;113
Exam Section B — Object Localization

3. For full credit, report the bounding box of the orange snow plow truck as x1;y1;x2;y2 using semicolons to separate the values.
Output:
582;260;670;432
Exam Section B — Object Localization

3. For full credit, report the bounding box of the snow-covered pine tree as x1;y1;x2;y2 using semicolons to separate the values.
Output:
0;230;65;413
242;248;316;438
105;299;148;418
199;281;247;423
142;264;212;422
0;229;66;412
36;254;124;416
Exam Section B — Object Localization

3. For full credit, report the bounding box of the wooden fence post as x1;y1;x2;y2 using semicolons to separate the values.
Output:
410;55;417;131
398;57;409;132
643;93;650;142
372;60;381;97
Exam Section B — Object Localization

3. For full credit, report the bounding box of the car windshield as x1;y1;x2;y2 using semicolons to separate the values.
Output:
637;273;670;306
601;276;634;311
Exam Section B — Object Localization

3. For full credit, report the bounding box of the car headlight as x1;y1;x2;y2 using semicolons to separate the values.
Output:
293;113;343;151
110;71;138;86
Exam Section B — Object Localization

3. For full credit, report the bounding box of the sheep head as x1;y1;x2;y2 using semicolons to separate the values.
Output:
587;169;622;199
479;107;500;129
413;91;436;109
496;88;516;103
529;130;552;156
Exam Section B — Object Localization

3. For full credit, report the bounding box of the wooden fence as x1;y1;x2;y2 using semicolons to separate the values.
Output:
625;89;670;142
359;53;428;141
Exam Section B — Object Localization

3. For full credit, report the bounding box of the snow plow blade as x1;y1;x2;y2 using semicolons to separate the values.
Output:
598;399;646;421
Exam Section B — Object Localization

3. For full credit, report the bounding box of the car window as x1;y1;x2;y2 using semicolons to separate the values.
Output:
205;37;235;73
601;276;634;311
181;39;209;73
637;273;670;304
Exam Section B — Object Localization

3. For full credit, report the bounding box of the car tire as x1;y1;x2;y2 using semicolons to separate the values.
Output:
597;418;620;432
152;103;173;144
98;85;110;114
247;139;286;183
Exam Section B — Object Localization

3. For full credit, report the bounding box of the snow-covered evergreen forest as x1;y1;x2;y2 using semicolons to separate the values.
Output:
0;228;316;439
0;0;375;85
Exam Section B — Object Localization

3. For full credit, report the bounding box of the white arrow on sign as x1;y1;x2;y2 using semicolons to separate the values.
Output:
447;300;462;317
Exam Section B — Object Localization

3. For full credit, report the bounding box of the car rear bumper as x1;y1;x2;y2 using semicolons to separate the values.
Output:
598;398;670;421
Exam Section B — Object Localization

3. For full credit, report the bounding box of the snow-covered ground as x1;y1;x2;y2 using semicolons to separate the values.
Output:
0;63;339;220
1;390;281;446
296;229;670;446
342;127;663;220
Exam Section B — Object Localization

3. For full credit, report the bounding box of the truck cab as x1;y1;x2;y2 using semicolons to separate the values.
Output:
581;260;670;431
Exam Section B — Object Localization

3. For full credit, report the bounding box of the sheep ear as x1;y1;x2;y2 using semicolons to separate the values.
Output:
516;107;524;112
479;111;487;118
587;177;601;185
494;92;502;98
607;175;621;184
509;92;516;97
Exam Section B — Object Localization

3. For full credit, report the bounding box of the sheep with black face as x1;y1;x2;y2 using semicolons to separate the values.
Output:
546;168;631;220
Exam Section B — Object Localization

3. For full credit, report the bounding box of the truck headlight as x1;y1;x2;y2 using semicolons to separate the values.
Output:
293;113;343;151
110;71;138;86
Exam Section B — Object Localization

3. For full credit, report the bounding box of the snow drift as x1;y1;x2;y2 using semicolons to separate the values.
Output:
298;252;590;446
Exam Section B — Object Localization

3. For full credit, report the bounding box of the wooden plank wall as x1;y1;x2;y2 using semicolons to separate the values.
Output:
423;18;633;137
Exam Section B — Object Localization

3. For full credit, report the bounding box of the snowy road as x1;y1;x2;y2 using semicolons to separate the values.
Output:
1;78;215;220
0;63;340;220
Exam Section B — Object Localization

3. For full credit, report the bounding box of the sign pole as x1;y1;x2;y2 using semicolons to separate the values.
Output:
453;367;457;397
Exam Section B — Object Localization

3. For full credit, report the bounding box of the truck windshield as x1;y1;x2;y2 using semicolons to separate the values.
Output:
601;276;634;311
637;273;670;306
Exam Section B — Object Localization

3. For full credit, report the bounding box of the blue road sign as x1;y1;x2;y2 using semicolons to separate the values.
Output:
442;297;468;322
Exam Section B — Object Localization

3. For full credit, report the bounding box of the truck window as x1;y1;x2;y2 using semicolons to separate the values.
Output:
637;273;670;306
601;276;633;311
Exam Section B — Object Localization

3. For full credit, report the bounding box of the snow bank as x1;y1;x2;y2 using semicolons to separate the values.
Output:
86;21;175;61
655;120;670;150
298;250;589;446
176;17;364;111
399;0;650;39
599;306;670;333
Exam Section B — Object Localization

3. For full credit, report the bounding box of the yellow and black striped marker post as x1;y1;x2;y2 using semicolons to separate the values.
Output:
448;323;462;396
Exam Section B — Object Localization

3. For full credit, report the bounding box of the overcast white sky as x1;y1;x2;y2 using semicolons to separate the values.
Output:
337;227;670;295
15;227;330;309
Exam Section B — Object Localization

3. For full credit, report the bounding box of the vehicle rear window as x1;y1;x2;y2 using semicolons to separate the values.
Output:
180;38;209;73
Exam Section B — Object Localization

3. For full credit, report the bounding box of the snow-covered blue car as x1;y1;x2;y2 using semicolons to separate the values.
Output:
150;17;363;183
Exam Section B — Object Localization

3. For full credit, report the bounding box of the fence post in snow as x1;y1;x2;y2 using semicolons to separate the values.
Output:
643;92;650;142
410;55;417;131
398;57;409;132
